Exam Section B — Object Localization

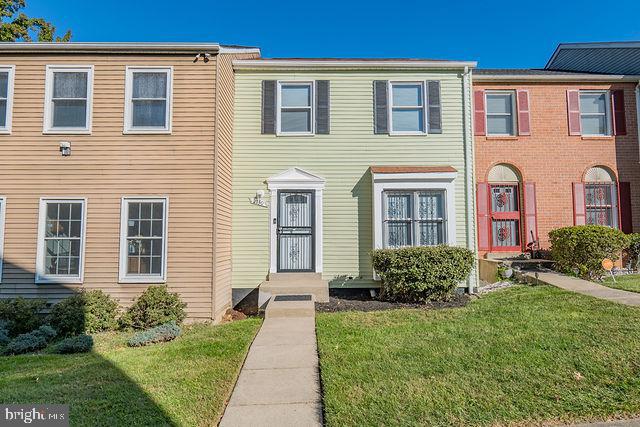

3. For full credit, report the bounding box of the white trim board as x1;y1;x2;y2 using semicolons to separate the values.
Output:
0;197;5;283
0;65;15;135
266;168;325;274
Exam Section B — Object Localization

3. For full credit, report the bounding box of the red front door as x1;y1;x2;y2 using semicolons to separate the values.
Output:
489;184;522;251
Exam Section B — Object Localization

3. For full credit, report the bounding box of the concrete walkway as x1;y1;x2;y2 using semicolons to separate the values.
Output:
525;271;640;306
220;298;322;427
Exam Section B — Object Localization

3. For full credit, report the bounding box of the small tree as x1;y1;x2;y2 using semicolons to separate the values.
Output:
1;0;71;42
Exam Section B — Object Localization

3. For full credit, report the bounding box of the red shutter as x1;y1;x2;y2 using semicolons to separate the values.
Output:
523;182;538;245
474;90;486;136
516;90;531;136
612;90;627;136
477;182;491;251
567;90;581;136
572;183;586;225
619;181;632;233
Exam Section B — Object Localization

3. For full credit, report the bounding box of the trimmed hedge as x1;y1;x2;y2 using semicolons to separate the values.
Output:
0;298;46;337
549;225;630;279
372;246;475;303
627;233;640;271
52;334;94;354
48;290;119;337
3;325;57;356
120;286;187;330
128;321;181;347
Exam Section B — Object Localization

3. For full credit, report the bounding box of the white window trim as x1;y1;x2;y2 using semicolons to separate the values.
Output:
43;65;93;134
0;66;16;135
382;190;447;248
276;81;315;136
124;66;173;134
388;81;427;136
118;196;169;284
35;197;87;284
0;196;6;283
579;90;612;137
266;168;325;273
372;171;457;251
485;90;518;136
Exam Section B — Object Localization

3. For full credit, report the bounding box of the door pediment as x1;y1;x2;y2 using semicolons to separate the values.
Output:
267;168;325;190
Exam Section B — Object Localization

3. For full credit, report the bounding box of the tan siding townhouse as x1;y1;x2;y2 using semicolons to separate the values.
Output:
0;43;259;322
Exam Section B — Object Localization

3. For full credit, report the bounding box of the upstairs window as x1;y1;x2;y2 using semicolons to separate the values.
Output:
389;82;426;134
0;66;15;133
125;67;172;133
44;66;93;133
277;82;314;134
485;91;517;136
579;91;611;136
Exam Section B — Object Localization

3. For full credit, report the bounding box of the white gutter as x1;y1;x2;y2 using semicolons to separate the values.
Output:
473;74;640;82
462;65;478;292
0;42;222;54
233;59;477;71
637;82;640;163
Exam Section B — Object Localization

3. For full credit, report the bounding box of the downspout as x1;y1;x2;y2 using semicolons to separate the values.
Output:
462;66;478;293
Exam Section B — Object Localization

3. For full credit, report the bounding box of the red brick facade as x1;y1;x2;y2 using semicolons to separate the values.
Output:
474;80;639;256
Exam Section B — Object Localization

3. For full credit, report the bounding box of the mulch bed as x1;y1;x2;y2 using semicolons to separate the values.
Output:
315;289;470;313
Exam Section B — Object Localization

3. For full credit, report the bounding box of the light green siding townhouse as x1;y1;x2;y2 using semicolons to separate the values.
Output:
231;58;478;306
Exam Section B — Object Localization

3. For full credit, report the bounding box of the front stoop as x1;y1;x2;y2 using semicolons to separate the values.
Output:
264;295;316;319
259;273;329;306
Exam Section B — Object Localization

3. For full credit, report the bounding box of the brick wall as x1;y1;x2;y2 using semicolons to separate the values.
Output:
474;81;639;255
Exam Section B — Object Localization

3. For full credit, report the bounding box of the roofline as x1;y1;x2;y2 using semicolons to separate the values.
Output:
545;42;640;69
233;59;477;71
0;42;234;54
473;72;640;82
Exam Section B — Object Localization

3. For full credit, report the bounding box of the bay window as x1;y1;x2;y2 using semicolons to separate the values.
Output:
384;191;446;247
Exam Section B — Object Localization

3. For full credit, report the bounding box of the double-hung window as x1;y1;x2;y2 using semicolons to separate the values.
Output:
579;90;611;136
585;183;618;228
485;91;517;136
389;82;426;134
125;67;172;133
383;190;446;248
119;198;168;282
0;66;15;133
277;82;314;135
36;198;86;283
44;66;93;133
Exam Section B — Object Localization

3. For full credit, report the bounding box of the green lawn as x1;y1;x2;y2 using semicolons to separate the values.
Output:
0;319;261;426
316;286;640;426
602;274;640;294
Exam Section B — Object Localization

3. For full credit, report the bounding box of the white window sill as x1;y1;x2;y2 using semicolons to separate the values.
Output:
43;129;91;135
123;129;172;135
276;132;315;137
36;276;83;285
0;129;11;135
388;132;428;136
119;276;166;284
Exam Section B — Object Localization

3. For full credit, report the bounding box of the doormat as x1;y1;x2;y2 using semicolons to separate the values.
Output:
273;295;312;302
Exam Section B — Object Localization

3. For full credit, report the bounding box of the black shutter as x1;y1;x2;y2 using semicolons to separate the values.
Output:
316;80;330;134
373;80;388;134
261;80;277;134
427;80;442;134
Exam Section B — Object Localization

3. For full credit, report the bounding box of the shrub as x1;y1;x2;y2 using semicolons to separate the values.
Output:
372;246;475;303
627;233;640;271
48;290;119;337
120;286;187;330
3;325;57;356
549;225;630;280
128;321;181;347
0;298;46;337
0;320;9;346
52;334;94;354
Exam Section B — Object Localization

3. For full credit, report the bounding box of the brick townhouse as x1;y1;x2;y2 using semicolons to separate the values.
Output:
473;68;640;257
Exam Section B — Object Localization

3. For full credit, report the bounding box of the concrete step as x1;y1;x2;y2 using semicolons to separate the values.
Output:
261;282;329;303
267;272;323;283
264;295;316;318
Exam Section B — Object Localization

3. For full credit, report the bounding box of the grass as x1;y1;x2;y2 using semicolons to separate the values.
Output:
0;319;261;426
316;285;640;426
602;274;640;294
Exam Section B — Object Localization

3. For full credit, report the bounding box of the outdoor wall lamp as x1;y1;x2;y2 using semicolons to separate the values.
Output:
59;141;71;157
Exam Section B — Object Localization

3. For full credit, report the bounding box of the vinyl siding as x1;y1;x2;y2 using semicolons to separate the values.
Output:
232;70;473;290
0;54;218;320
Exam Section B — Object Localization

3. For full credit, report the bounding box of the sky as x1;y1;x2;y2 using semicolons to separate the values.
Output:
24;0;640;69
